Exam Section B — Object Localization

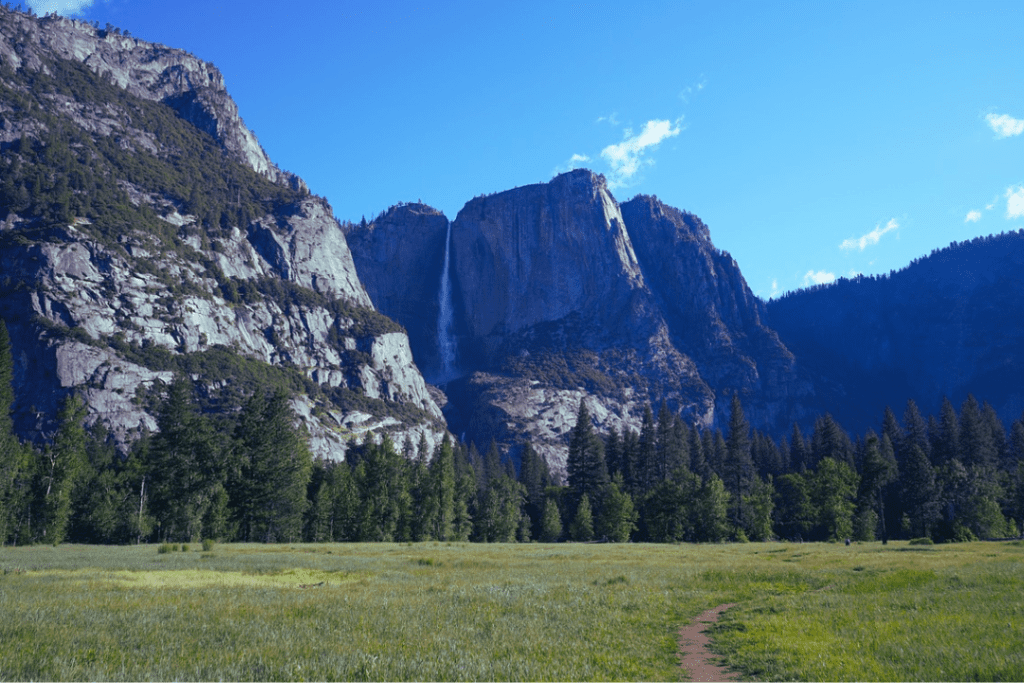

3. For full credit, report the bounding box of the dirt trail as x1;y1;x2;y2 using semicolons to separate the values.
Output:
677;603;740;682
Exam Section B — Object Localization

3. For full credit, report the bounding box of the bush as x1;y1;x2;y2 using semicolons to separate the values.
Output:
908;537;934;546
157;543;174;554
201;538;215;552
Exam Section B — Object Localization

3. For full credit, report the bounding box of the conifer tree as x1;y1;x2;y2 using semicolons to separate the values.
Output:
932;397;960;465
0;320;26;544
149;377;225;542
900;444;939;538
724;394;755;530
39;394;87;544
566;401;608;512
569;493;594;542
596;473;636;542
636;404;657;492
426;436;457;541
232;388;312;543
540;496;562;542
902;399;931;463
959;395;996;469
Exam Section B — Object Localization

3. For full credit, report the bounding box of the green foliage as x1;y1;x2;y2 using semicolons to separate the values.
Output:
569;493;594;542
37;395;88;544
540;496;563;542
230;389;312;543
596;474;637;542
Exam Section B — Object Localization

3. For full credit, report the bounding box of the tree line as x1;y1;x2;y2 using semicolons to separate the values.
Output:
2;318;1023;545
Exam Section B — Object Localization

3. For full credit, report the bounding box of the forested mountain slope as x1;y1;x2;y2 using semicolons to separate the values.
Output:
766;230;1024;432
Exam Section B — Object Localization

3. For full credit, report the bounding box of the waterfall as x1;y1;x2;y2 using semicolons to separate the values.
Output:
437;220;457;381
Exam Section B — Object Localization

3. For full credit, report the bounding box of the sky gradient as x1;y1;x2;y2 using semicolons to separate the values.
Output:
18;0;1024;298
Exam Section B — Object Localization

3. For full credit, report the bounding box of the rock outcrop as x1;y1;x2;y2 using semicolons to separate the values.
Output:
0;5;445;459
344;204;449;380
0;9;301;188
348;169;813;471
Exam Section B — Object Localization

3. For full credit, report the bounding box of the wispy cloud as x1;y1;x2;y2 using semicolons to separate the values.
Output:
986;113;1024;138
600;118;682;189
553;153;592;176
1006;185;1024;219
679;77;708;102
595;113;620;126
965;210;982;223
26;0;94;15
803;270;836;287
840;218;899;251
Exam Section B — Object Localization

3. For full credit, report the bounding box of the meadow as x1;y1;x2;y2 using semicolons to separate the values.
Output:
0;540;1021;681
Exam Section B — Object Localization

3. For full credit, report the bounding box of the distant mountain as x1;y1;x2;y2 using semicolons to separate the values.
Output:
766;231;1024;432
347;170;815;469
0;7;445;457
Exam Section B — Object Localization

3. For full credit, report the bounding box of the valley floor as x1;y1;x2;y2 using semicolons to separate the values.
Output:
0;541;1021;681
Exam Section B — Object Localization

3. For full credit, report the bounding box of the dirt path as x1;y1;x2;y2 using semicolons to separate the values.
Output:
677;603;740;682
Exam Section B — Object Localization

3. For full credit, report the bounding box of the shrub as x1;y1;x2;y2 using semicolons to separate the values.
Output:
202;538;215;552
908;537;934;546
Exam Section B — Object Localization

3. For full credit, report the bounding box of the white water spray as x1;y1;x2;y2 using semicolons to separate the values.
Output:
437;221;457;381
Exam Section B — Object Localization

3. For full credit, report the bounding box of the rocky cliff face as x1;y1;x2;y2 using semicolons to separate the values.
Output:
0;9;301;189
344;204;449;381
620;195;812;429
0;6;444;458
347;169;812;471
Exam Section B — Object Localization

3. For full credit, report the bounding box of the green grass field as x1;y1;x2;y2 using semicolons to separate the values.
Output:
1;541;1021;681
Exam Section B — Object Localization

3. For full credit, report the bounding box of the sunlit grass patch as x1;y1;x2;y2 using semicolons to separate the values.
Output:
24;567;359;589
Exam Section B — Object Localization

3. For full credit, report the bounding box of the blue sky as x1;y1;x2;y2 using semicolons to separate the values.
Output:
20;0;1024;298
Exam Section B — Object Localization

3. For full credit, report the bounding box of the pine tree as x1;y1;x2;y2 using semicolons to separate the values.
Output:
426;436;456;541
932;397;960;465
723;394;755;531
566;401;608;511
788;422;809;472
569;493;594;542
959;395;996;469
743;475;775;541
540;496;562;542
902;400;931;463
854;432;897;541
900;444;940;538
149;377;226;542
636;404;657;493
811;457;859;541
39;395;87;545
596;473;636;542
232;389;312;543
811;414;854;470
0;320;26;545
517;441;551;539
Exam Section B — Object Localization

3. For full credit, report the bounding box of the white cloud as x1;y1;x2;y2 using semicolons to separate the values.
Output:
600;118;681;189
1006;185;1024;219
803;270;836;287
553;153;592;176
965;210;982;223
839;218;899;251
595;113;620;126
986;113;1024;138
26;0;94;15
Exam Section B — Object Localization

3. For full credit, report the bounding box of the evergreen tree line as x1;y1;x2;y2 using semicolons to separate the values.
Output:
3;316;1024;545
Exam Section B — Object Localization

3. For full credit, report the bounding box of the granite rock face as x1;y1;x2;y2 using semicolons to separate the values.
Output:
344;204;449;380
0;9;301;188
348;169;812;471
0;6;444;459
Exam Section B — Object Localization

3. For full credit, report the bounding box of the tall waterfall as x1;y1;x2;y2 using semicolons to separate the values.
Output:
437;220;457;381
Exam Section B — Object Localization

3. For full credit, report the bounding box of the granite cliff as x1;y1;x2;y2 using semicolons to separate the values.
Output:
0;6;445;458
347;170;813;470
